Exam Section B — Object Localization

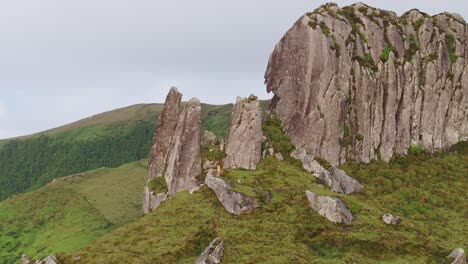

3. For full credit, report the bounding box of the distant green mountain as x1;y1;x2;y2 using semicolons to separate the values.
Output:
0;160;147;264
0;101;272;201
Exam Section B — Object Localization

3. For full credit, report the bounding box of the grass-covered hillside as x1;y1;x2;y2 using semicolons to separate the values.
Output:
0;101;273;201
57;120;467;263
0;160;147;264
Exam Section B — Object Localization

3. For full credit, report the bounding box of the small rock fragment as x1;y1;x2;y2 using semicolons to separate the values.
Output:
382;213;401;225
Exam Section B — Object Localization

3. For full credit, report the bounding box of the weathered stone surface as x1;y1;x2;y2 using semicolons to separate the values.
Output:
382;213;401;225
223;96;264;170
449;248;466;264
202;131;218;145
148;87;182;178
143;184;167;214
165;98;202;195
195;237;225;264
145;89;202;213
205;170;258;215
265;3;467;166
292;149;364;194
306;190;353;224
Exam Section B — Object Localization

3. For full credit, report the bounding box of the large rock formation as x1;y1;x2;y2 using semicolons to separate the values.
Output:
223;96;264;170
144;88;202;213
148;87;182;178
292;149;364;194
205;170;258;215
195;237;225;264
306;190;353;224
265;3;468;165
164;98;202;195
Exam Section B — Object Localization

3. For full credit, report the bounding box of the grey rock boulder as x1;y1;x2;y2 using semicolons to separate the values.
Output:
223;96;264;170
292;149;364;194
205;170;258;215
327;167;364;194
195;237;224;264
449;248;466;264
382;213;401;225
306;190;353;224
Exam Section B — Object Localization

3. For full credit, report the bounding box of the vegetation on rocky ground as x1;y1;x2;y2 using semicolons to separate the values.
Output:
56;122;467;264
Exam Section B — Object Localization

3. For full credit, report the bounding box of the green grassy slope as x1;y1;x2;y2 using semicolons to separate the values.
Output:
0;160;147;263
0;101;271;201
58;121;467;263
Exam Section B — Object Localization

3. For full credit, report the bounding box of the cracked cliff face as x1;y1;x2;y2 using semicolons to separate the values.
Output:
265;2;467;165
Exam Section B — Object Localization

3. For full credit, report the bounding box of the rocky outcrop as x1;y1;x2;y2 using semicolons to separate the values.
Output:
148;87;182;178
265;3;468;166
21;254;30;264
144;88;202;213
382;213;401;225
223;96;264;170
292;149;364;194
143;184;167;214
164;98;202;195
306;190;353;224
448;248;466;264
195;237;225;264
205;170;258;215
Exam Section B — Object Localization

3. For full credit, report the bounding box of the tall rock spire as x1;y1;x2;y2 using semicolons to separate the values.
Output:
144;88;202;213
223;95;264;170
164;98;202;195
148;87;182;178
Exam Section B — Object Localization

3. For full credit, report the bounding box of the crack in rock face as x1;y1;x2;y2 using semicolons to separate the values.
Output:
265;3;467;166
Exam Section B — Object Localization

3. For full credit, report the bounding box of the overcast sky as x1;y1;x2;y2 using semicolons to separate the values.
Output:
0;0;466;139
